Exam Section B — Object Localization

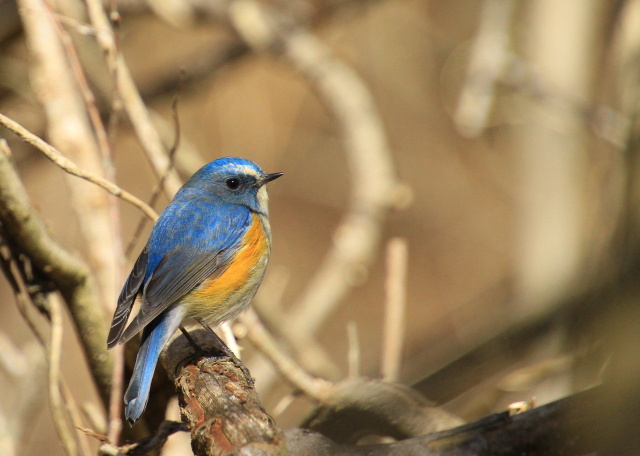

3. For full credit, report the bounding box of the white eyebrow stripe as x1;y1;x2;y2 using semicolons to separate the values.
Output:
240;165;260;177
226;164;261;178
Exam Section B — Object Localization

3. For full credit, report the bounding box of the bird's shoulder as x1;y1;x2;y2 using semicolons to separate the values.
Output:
155;195;251;234
143;197;253;272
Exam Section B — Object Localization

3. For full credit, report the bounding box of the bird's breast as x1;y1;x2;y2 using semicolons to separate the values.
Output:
185;213;270;322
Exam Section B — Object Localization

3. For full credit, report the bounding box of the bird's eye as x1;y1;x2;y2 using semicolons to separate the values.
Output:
225;178;241;190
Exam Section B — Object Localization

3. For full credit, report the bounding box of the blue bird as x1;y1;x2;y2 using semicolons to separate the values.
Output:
107;157;282;425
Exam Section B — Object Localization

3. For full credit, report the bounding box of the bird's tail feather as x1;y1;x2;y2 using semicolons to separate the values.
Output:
124;306;183;425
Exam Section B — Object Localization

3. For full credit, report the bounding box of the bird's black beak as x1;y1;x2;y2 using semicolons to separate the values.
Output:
261;172;283;184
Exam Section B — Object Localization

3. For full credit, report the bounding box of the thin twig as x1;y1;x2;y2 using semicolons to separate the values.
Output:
125;88;183;257
454;0;515;137
219;322;241;359
239;309;333;402
42;0;112;164
97;444;120;456
60;381;94;456
381;238;408;382
0;114;157;221
82;402;108;437
105;1;122;152
271;392;298;417
106;344;124;446
249;267;341;392
48;296;80;456
85;0;183;198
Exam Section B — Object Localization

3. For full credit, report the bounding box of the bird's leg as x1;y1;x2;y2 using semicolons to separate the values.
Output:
179;326;204;353
195;318;254;386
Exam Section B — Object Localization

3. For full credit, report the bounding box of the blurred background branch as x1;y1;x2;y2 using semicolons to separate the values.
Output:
0;146;112;406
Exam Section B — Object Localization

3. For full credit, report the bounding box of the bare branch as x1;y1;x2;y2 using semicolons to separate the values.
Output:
286;387;598;455
454;0;515;137
0;114;158;221
302;379;463;443
85;0;184;198
157;327;598;455
46;0;113;164
0;148;112;406
18;0;122;330
161;329;287;456
107;344;125;447
381;238;408;382
239;309;334;402
124;90;182;257
48;296;81;456
218;322;241;359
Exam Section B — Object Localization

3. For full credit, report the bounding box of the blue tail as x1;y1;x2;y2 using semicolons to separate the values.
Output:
124;307;183;425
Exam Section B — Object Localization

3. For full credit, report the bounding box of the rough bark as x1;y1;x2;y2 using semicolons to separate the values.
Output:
161;328;599;456
162;330;288;456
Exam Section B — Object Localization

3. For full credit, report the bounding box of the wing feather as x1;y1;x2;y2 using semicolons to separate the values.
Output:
115;201;252;345
118;248;235;344
107;246;149;348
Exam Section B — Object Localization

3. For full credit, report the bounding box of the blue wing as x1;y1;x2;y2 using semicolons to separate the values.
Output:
107;245;149;348
108;197;252;347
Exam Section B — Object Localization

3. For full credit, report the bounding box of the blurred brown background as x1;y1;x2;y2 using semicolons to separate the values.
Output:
1;0;639;454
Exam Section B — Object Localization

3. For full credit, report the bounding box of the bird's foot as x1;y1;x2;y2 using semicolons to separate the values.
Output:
195;319;255;387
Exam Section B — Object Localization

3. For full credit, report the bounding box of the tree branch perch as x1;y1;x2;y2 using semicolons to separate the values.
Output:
0;148;112;406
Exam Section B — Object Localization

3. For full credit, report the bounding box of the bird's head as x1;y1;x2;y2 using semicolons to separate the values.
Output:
182;157;283;214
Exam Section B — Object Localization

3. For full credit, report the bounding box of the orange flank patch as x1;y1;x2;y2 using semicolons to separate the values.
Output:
192;214;268;308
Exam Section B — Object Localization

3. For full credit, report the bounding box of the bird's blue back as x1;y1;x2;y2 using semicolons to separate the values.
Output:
143;194;253;283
